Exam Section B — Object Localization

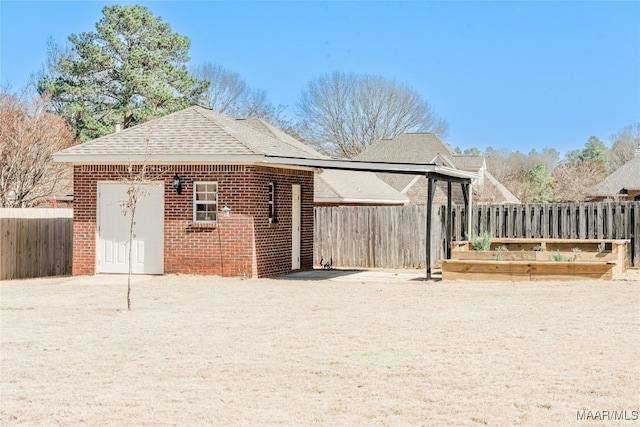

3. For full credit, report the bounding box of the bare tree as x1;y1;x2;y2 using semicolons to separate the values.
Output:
192;62;284;120
119;163;151;311
553;161;606;202
295;72;448;158
0;88;74;207
115;132;168;311
608;122;640;171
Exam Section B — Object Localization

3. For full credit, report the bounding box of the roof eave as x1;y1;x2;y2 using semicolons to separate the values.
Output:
53;154;314;171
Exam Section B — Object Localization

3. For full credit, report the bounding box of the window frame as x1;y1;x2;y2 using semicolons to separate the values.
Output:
193;181;218;223
268;182;278;223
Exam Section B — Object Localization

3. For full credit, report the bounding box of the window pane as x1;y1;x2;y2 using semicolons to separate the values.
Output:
194;182;218;222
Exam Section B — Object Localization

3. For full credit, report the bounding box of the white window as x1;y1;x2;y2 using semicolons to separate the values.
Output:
268;182;277;223
193;182;218;222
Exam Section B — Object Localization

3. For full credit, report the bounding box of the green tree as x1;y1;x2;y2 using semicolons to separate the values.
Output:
528;163;555;203
565;149;583;164
462;147;481;155
38;5;207;141
581;136;607;164
566;136;608;168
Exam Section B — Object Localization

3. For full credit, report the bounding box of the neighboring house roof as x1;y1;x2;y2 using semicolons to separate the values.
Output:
54;105;325;163
481;170;521;204
356;133;456;165
354;133;520;204
356;134;456;195
452;155;486;172
591;156;640;196
314;169;409;205
238;118;409;205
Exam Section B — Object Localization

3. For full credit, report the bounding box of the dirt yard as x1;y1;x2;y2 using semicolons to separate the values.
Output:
1;271;639;426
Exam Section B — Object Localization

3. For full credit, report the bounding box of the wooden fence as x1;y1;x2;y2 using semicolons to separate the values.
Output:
0;208;73;280
314;202;640;269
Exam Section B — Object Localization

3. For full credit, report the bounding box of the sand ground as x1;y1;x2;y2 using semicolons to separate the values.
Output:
1;270;639;426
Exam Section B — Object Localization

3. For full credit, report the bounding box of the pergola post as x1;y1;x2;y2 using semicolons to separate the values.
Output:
446;181;453;260
426;176;436;280
466;182;473;237
461;182;473;239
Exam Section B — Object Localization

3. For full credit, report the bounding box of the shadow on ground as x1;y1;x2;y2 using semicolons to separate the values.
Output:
280;268;441;282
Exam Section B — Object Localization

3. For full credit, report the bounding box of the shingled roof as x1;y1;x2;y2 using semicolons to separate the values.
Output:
355;134;456;192
452;155;486;172
238;118;407;205
54;105;325;163
355;133;456;164
591;156;640;196
354;133;520;204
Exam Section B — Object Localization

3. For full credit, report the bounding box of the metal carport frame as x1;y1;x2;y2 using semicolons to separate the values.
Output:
263;156;477;280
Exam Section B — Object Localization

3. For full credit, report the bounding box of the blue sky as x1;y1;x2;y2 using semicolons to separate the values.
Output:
1;1;639;155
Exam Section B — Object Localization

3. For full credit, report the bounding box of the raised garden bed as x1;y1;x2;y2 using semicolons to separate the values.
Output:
442;238;629;281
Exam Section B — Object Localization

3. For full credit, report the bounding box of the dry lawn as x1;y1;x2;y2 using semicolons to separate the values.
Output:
1;271;639;426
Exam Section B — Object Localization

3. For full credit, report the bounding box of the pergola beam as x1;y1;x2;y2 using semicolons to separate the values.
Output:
425;173;474;280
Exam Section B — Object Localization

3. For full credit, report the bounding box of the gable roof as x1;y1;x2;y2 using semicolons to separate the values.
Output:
452;155;486;172
481;170;521;204
355;133;456;165
355;134;457;193
235;118;324;159
354;132;519;204
54;105;325;163
591;156;640;196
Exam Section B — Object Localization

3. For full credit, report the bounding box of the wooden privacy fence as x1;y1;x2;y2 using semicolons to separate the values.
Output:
314;202;640;269
0;208;73;280
314;205;444;269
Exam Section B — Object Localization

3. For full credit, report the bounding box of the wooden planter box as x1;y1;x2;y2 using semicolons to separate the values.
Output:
442;238;629;281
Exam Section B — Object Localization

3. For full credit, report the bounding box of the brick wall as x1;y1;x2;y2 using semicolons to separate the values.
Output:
73;164;314;278
252;166;314;276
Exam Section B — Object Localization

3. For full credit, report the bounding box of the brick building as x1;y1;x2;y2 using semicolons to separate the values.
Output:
54;106;323;278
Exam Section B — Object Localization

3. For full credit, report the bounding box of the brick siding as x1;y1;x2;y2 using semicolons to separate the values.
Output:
73;164;314;278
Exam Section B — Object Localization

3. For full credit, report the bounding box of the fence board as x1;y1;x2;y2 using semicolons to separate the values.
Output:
314;202;640;270
0;209;73;280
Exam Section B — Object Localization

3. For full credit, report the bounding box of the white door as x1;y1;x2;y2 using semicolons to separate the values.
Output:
97;182;164;274
291;184;301;270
